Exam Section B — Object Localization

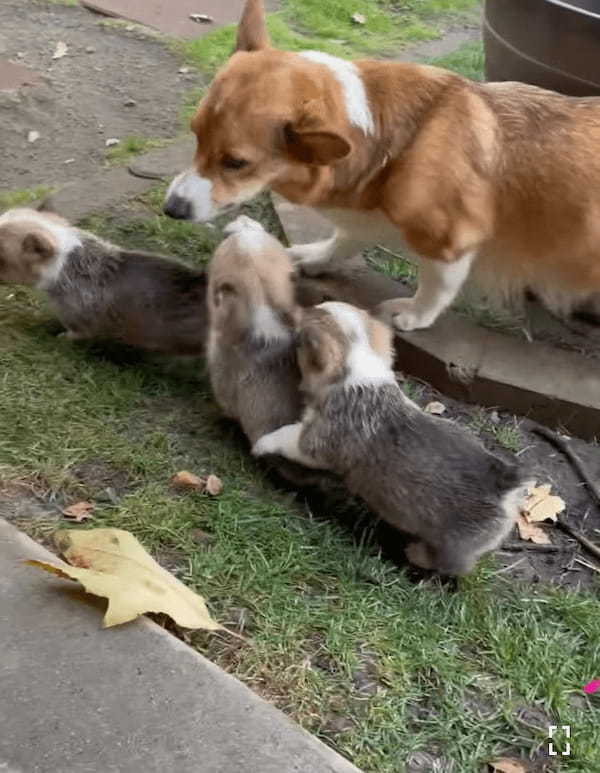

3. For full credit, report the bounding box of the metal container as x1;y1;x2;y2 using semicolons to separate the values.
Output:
483;0;600;96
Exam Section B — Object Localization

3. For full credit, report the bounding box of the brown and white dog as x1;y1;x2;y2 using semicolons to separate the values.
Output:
0;208;207;354
252;301;528;576
164;0;600;332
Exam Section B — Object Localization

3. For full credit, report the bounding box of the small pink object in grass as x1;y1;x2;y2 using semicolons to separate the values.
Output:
583;680;600;694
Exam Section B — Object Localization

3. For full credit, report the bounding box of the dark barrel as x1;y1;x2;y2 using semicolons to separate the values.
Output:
483;0;600;96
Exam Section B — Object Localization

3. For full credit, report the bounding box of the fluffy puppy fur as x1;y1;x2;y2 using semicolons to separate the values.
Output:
207;215;346;491
253;301;528;576
207;214;302;442
0;208;207;355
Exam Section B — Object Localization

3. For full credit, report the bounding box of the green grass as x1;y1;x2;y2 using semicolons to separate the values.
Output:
0;185;53;212
430;39;485;80
105;135;167;165
470;410;522;453
2;191;599;771
180;0;481;79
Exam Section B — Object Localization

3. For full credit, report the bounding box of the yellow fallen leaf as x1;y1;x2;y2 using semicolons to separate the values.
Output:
26;528;221;630
171;470;206;491
522;483;565;523
517;514;551;545
205;474;223;496
488;759;527;773
62;500;95;522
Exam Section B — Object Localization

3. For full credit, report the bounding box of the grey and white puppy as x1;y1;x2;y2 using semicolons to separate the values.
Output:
253;301;528;576
0;208;207;354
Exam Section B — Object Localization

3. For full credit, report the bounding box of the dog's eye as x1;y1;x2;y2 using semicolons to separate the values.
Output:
221;155;248;171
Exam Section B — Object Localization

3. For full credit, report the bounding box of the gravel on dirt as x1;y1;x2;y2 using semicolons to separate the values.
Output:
0;0;191;191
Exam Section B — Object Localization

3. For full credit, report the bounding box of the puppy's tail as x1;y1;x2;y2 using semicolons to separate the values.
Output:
482;454;530;522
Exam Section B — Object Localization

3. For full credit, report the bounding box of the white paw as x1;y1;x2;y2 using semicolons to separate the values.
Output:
380;299;435;332
58;329;85;340
252;433;279;457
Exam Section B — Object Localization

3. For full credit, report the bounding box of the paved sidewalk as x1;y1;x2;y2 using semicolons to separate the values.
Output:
0;518;361;773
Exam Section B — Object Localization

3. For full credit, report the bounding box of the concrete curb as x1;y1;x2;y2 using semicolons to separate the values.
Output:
1;518;361;773
275;196;600;440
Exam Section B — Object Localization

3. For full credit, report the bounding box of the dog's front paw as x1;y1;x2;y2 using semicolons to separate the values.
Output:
377;298;436;332
252;433;280;458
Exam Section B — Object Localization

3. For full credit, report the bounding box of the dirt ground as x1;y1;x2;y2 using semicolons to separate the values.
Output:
0;0;193;189
407;380;600;590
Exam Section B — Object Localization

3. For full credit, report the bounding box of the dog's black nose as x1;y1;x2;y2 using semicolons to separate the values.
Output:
163;195;192;220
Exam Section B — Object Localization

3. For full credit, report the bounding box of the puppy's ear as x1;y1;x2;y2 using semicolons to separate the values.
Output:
22;230;56;261
299;327;326;372
212;279;237;307
235;0;270;52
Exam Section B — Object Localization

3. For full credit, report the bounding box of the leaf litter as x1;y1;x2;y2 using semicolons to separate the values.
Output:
516;482;566;545
26;528;222;631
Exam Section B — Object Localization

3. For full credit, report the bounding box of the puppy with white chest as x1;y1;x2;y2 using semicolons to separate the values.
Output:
207;215;353;494
253;301;528;576
207;214;302;443
0;208;207;355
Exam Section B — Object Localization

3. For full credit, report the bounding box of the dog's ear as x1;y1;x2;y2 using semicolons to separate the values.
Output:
235;0;270;52
283;121;351;166
22;230;56;261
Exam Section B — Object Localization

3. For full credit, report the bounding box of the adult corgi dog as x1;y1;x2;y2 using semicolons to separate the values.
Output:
164;0;600;332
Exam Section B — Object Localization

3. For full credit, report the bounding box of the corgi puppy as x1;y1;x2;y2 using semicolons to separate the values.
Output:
253;301;528;576
207;215;348;491
0;208;207;355
207;215;302;443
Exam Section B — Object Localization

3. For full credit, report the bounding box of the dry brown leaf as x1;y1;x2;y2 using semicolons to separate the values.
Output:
171;470;206;491
205;474;223;496
424;401;446;415
62;501;95;522
26;528;221;630
488;759;527;773
517;514;551;545
52;41;68;59
522;483;565;523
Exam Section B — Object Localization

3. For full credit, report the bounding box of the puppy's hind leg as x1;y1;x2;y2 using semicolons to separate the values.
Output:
405;541;436;571
58;329;88;341
408;539;478;577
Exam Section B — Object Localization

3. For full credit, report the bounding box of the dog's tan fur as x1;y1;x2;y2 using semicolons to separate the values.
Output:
165;0;600;330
